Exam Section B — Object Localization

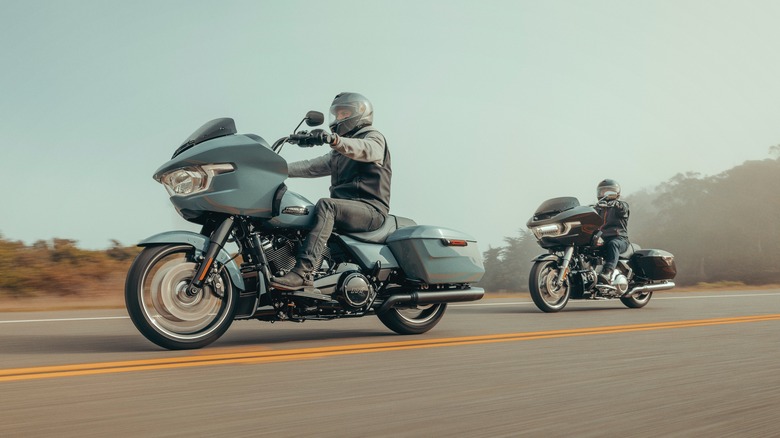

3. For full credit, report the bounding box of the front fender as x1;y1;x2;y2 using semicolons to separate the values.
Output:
138;231;245;290
531;253;560;263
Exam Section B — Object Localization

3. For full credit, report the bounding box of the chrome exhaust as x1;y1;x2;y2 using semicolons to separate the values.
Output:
622;281;676;297
378;287;485;314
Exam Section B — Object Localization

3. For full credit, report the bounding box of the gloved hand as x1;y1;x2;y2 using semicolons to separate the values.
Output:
597;200;619;208
310;129;336;146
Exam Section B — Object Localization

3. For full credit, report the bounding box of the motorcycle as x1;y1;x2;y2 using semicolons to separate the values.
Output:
525;194;676;312
125;111;485;349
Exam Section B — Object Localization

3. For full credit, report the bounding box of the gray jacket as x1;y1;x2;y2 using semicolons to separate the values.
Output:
288;127;387;177
288;126;391;213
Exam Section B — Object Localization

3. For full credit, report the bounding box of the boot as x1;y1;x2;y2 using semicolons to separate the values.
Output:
598;268;613;285
271;267;313;291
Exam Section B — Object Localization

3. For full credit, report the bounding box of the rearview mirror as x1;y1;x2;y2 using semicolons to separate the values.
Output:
603;191;618;201
305;111;324;127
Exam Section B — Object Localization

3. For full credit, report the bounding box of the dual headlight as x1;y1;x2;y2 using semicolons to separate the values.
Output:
530;221;580;240
156;163;235;197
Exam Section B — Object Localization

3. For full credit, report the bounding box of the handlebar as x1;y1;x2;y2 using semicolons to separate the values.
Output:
287;130;335;147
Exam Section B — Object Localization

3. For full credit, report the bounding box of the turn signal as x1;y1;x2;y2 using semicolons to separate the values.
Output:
441;239;468;247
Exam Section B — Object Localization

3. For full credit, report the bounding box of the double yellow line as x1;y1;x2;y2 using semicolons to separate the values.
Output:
2;314;779;383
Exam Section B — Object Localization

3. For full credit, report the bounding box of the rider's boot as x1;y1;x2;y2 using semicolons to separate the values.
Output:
271;266;313;291
598;268;613;285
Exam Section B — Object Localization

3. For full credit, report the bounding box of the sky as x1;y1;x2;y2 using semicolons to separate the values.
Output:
2;0;780;251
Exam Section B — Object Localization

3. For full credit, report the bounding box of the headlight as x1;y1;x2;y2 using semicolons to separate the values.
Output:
157;163;234;197
531;221;580;239
532;224;562;239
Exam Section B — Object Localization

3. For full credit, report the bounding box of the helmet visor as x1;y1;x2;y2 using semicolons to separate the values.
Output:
329;101;366;133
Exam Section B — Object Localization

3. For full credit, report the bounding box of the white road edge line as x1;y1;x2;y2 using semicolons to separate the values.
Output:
1;293;778;323
0;316;130;324
451;292;780;307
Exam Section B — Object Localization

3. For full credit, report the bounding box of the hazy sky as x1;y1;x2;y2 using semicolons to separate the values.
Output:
2;0;779;251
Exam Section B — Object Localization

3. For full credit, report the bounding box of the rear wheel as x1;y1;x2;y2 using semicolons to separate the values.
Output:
125;244;237;350
529;260;570;313
377;303;447;335
620;291;653;309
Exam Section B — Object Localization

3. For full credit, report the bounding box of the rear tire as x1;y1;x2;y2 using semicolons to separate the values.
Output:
529;260;570;313
377;303;447;335
620;291;653;309
125;244;237;350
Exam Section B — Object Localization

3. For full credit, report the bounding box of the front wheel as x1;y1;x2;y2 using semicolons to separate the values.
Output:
377;303;447;335
620;291;653;309
529;260;570;313
125;244;238;350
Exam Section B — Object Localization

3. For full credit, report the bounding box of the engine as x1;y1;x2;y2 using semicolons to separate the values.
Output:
337;271;375;309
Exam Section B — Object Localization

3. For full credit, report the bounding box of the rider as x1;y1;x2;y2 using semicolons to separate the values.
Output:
595;179;630;285
271;92;391;291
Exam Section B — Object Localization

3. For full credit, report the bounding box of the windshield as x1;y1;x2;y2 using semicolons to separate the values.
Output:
173;118;237;158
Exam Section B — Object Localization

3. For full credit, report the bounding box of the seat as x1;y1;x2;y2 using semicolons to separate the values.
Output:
619;243;641;259
343;215;416;244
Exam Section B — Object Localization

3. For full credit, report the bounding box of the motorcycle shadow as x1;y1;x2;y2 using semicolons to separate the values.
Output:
215;325;393;348
0;333;155;354
455;302;638;315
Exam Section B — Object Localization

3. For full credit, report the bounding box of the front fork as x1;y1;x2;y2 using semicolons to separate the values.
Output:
188;216;235;294
554;246;575;288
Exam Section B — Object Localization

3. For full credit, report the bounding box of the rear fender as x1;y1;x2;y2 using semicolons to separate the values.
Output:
138;231;246;290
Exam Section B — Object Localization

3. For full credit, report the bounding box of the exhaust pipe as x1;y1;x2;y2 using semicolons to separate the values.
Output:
622;281;675;297
378;287;485;314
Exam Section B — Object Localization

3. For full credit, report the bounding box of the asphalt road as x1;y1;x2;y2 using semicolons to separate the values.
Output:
1;290;779;437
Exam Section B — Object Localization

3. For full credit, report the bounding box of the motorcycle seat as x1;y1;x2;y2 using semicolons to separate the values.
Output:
343;215;417;244
619;243;641;259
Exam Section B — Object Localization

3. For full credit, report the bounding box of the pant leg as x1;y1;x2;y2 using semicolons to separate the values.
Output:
603;237;629;271
297;198;385;271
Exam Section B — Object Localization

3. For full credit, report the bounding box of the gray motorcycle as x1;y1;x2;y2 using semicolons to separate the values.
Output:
125;112;485;349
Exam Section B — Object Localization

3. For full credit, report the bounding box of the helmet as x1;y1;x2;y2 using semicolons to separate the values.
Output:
329;92;373;136
597;179;621;199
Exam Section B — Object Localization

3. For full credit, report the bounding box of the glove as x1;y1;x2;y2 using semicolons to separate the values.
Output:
597;200;619;208
310;129;336;146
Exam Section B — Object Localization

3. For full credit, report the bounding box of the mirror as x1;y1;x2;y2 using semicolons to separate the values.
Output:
305;111;324;127
603;191;618;200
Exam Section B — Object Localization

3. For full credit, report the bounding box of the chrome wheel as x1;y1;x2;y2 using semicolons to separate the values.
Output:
126;244;237;350
529;260;570;312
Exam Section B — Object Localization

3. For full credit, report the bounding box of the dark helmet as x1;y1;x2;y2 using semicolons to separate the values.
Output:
597;179;621;199
329;92;373;136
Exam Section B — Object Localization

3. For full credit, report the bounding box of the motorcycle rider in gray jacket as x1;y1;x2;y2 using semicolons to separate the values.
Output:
271;92;391;291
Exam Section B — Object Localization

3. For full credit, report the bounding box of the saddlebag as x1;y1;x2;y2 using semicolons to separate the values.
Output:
631;249;677;280
386;226;485;285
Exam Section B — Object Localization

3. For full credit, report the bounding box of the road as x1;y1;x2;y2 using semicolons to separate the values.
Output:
1;290;779;437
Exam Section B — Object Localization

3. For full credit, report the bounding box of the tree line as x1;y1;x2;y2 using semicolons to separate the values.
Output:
2;155;778;298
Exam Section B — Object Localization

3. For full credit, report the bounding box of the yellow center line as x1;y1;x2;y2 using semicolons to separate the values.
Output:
2;314;779;383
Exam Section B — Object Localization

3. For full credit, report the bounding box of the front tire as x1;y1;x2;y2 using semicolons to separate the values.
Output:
529;260;570;313
125;244;237;350
377;303;447;335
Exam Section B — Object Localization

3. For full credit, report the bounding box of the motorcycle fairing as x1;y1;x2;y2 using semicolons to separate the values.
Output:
154;134;287;221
